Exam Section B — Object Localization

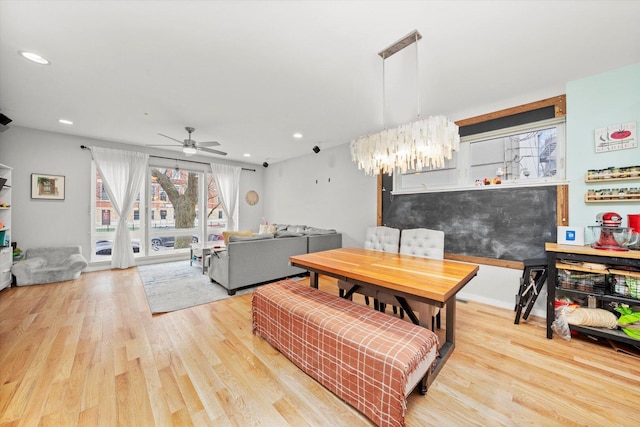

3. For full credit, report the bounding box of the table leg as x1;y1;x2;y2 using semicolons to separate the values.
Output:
427;297;456;387
445;297;456;346
310;271;319;289
202;249;210;275
395;296;420;326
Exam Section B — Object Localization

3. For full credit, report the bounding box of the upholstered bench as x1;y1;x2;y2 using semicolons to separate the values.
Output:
252;279;439;427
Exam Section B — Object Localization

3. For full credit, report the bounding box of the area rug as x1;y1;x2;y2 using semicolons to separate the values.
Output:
137;260;254;314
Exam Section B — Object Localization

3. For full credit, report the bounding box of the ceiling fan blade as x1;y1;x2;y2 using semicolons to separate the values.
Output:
145;143;180;147
199;147;227;156
196;140;221;147
158;133;183;144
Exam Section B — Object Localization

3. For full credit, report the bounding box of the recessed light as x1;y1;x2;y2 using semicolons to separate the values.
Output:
58;119;73;125
243;153;251;157
18;50;50;65
293;133;303;139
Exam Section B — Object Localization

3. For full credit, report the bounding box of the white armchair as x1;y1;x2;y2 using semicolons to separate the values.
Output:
11;245;88;286
338;226;399;307
376;228;444;329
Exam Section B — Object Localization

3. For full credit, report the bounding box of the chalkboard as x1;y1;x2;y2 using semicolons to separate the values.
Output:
382;184;558;262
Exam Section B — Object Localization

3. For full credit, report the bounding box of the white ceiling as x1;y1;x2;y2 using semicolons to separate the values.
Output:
1;0;639;166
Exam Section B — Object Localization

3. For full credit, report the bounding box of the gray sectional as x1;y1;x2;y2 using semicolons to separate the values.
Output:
209;225;341;295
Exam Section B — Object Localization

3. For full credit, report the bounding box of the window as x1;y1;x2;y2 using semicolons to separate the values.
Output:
92;169;143;259
149;167;199;253
92;158;228;261
469;123;560;183
206;173;227;242
393;117;565;194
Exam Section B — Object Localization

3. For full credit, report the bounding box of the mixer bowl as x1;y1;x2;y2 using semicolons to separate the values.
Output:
586;226;636;250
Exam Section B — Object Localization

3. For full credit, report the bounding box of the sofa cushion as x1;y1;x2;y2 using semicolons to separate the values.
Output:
223;230;254;245
259;224;277;234
228;233;274;243
275;230;304;238
305;227;337;235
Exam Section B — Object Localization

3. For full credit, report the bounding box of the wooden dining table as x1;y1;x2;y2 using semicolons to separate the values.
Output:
289;247;479;379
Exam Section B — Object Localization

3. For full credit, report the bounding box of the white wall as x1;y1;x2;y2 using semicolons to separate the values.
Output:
263;143;377;248
566;62;640;228
0;126;262;265
0;127;92;255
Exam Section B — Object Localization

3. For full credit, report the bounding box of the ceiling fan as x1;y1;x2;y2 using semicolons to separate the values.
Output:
148;126;227;156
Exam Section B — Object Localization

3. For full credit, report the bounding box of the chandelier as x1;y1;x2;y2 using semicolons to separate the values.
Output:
350;31;460;176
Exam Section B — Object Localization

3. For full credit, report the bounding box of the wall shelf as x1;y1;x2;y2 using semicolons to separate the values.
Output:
584;167;640;203
584;194;640;203
585;174;640;183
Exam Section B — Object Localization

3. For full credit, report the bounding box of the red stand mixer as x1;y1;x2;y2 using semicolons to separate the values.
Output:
628;213;640;250
590;212;630;251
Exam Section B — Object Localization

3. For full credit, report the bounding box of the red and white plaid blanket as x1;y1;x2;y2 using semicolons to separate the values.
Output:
252;279;439;427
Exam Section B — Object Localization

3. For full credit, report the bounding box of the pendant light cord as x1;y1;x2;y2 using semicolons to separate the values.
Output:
382;54;386;130
415;32;420;119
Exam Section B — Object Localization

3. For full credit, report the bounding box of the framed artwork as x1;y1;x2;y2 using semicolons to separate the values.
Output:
594;122;637;153
31;173;65;200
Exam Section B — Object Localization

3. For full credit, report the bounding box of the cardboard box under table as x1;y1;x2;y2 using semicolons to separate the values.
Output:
252;279;439;427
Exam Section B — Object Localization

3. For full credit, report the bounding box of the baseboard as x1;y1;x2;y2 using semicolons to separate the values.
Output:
456;291;546;320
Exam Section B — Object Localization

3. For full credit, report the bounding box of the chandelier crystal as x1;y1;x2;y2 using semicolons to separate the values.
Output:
351;30;460;176
351;115;460;176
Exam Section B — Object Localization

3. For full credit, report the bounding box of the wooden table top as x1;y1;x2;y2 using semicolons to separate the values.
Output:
290;247;479;303
545;242;640;260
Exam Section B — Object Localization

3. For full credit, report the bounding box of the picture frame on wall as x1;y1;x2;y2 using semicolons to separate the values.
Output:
31;173;65;200
594;121;637;153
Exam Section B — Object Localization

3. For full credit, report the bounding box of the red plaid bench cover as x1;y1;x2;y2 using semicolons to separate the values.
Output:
252;279;439;427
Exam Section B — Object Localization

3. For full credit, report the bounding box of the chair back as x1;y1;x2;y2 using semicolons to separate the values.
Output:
400;228;444;260
363;226;400;253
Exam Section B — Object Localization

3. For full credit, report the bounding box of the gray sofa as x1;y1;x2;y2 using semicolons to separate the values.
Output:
11;245;88;286
209;226;342;295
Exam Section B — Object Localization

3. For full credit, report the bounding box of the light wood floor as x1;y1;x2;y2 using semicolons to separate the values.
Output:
1;268;638;426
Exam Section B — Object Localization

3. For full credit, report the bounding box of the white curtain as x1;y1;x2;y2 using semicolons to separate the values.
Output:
91;147;148;269
210;163;241;231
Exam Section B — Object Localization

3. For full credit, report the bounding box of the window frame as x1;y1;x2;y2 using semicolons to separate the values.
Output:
91;157;227;262
392;116;566;194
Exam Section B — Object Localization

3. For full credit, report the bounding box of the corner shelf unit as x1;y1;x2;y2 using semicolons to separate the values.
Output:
546;243;640;347
0;163;12;291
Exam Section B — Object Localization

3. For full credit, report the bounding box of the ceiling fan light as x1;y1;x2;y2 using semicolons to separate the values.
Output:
183;146;197;155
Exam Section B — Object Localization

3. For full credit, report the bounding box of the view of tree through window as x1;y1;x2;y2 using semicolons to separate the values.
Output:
92;164;226;260
150;168;198;250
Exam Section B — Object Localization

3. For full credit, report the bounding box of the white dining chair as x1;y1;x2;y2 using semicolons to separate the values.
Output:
338;226;400;307
376;228;444;329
